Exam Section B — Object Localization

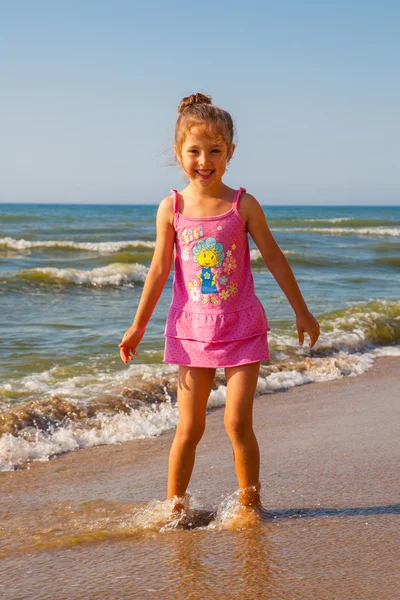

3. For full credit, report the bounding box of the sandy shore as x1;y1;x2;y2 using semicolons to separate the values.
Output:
1;356;399;599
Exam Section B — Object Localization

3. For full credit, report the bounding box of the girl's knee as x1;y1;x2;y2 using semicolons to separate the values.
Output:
176;420;205;448
224;416;253;441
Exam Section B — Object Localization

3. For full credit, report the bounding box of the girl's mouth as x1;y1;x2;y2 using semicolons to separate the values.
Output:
196;170;214;180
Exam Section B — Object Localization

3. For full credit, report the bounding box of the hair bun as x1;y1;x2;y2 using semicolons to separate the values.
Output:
177;92;212;114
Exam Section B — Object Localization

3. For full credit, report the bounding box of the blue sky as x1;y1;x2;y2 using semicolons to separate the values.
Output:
1;0;399;205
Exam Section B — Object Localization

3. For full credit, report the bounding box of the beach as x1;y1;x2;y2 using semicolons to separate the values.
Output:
2;2;400;596
1;355;399;600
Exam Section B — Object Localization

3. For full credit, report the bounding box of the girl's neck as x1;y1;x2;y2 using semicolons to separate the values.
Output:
184;181;232;201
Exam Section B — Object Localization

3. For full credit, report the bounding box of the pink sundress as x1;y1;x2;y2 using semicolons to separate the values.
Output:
163;187;270;368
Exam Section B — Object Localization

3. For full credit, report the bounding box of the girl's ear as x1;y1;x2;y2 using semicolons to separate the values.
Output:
174;144;182;164
228;144;236;162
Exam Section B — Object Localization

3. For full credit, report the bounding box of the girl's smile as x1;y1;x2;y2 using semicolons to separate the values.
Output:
197;169;214;180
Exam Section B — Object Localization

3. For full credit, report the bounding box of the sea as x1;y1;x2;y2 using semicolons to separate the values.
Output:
1;203;399;471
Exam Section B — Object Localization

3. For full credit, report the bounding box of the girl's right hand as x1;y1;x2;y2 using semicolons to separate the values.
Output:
118;326;146;364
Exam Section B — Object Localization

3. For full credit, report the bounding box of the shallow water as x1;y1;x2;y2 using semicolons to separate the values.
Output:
2;497;399;599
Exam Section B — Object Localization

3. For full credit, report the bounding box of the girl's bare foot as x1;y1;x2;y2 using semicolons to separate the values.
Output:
222;505;260;530
219;483;265;530
170;493;191;517
172;502;185;514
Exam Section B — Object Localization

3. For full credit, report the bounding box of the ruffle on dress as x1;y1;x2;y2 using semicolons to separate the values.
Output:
164;299;270;343
164;332;270;367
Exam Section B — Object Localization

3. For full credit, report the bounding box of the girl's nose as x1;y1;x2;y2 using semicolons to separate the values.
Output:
198;153;210;167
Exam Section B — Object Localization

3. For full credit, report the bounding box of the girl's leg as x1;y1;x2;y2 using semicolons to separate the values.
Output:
224;361;262;508
167;365;216;504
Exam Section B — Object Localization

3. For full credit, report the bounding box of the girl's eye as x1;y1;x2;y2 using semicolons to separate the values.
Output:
187;149;220;154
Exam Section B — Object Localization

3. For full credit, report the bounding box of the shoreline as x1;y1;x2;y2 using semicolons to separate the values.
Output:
1;356;399;503
1;356;400;600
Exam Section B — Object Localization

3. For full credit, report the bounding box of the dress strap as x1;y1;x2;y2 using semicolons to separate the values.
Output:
171;189;180;214
233;187;246;209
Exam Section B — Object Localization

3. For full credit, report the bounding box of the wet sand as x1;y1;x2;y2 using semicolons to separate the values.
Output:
1;356;399;599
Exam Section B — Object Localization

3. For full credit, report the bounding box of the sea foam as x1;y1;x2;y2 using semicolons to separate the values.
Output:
18;262;148;286
0;237;156;252
276;227;400;237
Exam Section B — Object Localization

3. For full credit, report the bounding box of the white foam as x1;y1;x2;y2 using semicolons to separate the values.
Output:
20;262;148;287
1;361;177;406
256;352;376;398
372;345;400;357
207;385;227;409
276;227;400;237
260;369;312;390
0;237;156;252
268;299;400;356
302;217;353;223
0;362;181;471
0;399;179;471
250;249;296;261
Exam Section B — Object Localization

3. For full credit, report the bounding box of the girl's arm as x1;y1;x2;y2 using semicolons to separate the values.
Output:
118;196;175;363
243;194;320;348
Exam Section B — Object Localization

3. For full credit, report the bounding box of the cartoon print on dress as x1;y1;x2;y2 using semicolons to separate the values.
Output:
222;243;238;275
219;243;238;301
181;249;190;261
178;226;204;245
192;237;224;305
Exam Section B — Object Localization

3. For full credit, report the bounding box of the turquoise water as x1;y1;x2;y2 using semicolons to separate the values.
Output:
1;203;399;469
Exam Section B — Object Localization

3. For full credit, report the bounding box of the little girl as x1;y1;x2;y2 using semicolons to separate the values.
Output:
119;93;320;515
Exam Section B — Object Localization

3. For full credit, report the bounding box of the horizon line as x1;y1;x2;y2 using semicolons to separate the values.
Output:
1;202;399;208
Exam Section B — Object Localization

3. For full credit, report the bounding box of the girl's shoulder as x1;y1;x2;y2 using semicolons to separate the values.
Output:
237;191;261;224
158;194;175;226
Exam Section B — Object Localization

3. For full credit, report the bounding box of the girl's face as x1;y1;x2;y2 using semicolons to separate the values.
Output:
176;125;234;188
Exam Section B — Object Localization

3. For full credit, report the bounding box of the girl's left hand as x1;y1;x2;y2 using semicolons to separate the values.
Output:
296;311;320;349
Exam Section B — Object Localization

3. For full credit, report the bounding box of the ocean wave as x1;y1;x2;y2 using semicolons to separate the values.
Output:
1;347;398;471
372;241;400;253
0;214;45;222
1;299;399;470
101;251;155;264
0;363;180;469
250;248;367;268
0;397;179;471
299;218;400;226
373;257;400;267
275;227;400;237
0;237;156;252
321;299;400;347
268;299;400;357
17;262;148;287
250;249;296;262
267;218;400;227
303;217;353;223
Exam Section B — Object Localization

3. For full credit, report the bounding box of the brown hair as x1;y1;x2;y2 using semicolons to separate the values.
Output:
175;93;235;158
